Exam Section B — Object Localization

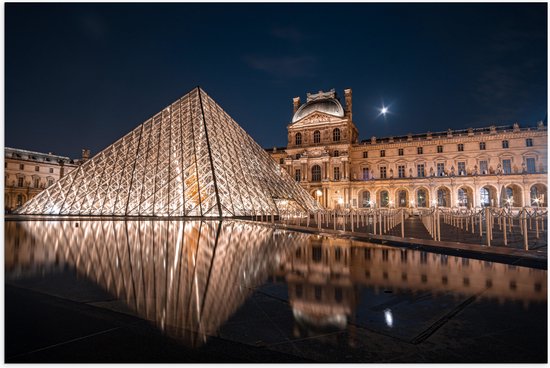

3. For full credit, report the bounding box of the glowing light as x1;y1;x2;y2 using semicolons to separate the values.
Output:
506;197;513;205
316;190;323;197
377;102;391;118
384;308;394;327
338;198;344;205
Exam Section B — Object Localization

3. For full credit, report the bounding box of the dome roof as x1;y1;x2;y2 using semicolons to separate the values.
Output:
292;98;345;123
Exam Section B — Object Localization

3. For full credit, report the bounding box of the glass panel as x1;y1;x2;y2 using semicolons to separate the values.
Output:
15;88;320;216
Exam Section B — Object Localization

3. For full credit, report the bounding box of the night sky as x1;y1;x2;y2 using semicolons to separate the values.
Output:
5;3;547;159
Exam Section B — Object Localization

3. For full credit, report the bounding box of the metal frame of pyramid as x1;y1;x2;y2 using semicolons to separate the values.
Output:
16;87;321;217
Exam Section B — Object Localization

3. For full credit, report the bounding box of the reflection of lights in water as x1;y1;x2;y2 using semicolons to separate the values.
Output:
384;308;393;328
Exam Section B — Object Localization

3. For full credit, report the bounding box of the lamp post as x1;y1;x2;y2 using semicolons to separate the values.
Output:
316;189;322;205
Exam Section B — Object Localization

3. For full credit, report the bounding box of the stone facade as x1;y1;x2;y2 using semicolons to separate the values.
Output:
4;147;86;211
267;88;548;209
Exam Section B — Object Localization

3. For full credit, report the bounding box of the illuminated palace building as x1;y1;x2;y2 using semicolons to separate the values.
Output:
267;89;548;209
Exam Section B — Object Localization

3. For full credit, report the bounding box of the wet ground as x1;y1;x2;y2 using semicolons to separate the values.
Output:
5;219;548;363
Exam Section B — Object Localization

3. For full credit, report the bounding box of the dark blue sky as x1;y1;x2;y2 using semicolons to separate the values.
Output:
5;3;547;159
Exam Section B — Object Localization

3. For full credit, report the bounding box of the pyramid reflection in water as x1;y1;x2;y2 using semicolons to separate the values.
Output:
5;220;308;347
16;87;319;216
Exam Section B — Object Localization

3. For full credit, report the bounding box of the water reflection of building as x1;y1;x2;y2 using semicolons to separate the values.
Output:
277;236;546;338
6;220;547;348
5;220;308;347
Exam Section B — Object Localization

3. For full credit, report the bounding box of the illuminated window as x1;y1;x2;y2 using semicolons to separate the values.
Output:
480;187;490;206
417;189;427;207
361;191;371;207
380;190;389;207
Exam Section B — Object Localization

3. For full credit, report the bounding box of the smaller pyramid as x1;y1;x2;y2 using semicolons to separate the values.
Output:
17;87;321;217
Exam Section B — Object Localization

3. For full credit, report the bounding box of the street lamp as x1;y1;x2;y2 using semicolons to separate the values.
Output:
316;189;322;204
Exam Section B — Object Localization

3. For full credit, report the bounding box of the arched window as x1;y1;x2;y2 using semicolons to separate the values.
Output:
458;188;468;207
530;185;547;207
295;132;302;146
311;165;321;182
361;191;371;207
333;128;341;142
480;187;490;207
398;190;407;207
380;190;389;207
437;188;449;207
417;189;427;207
504;187;513;204
313;130;321;144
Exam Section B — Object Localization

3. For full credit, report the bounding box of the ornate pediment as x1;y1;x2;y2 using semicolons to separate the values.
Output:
290;111;342;128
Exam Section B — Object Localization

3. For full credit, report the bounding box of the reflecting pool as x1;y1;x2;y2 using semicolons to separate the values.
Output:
5;220;548;362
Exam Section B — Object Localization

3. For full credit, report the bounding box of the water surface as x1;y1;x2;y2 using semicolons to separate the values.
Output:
5;220;547;362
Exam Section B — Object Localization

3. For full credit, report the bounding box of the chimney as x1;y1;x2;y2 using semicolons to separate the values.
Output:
81;149;90;161
293;97;301;114
344;88;352;120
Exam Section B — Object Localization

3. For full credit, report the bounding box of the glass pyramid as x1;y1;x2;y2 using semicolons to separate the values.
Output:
16;87;320;217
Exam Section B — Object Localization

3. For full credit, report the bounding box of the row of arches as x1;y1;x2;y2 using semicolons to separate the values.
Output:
354;183;547;208
5;193;28;211
295;128;341;146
